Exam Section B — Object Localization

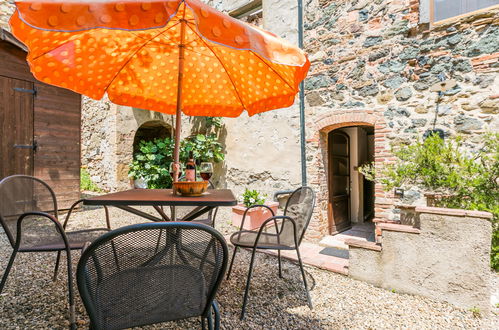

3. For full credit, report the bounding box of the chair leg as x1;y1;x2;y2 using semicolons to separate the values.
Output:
65;250;76;329
277;250;283;278
0;249;18;293
226;246;238;280
212;300;220;330
53;251;61;281
201;316;206;330
240;247;257;320
207;312;213;330
296;248;312;309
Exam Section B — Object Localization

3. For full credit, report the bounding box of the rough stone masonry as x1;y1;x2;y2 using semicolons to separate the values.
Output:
302;0;498;238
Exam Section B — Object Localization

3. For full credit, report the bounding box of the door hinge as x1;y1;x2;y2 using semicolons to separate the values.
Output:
13;87;37;96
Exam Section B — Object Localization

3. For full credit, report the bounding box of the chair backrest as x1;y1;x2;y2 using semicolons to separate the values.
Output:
0;175;58;247
280;186;316;247
77;222;229;330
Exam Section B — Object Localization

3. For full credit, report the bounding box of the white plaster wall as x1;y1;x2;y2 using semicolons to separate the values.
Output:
210;0;303;199
349;209;493;312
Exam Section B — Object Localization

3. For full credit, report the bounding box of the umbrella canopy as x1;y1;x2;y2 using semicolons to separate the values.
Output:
10;0;310;180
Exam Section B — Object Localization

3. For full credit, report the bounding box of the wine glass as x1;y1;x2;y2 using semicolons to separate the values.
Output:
169;162;183;181
199;162;213;182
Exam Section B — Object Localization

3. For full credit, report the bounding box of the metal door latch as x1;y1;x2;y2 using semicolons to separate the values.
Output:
13;140;37;152
13;87;37;96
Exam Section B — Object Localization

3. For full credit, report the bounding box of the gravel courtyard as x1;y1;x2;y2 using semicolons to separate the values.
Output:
0;206;497;329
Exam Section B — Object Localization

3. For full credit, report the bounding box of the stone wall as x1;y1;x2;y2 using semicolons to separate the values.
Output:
304;0;499;237
347;206;493;312
0;1;15;31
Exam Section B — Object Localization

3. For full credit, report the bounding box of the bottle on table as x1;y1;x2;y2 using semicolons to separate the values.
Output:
185;152;197;181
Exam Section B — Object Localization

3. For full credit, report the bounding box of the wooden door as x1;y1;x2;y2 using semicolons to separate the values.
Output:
34;82;81;209
328;131;350;234
0;76;35;178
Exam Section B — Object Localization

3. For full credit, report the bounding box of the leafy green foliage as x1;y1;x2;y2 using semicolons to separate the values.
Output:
358;162;376;182
181;134;225;163
364;133;499;270
205;117;223;128
128;134;224;189
469;306;481;318
242;188;266;208
80;167;102;192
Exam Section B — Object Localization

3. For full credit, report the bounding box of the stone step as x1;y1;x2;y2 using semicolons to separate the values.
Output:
345;238;382;251
319;234;363;250
377;222;421;234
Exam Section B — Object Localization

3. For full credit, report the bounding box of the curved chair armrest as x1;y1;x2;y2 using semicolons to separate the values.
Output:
252;215;298;249
15;211;71;251
63;199;111;230
239;204;276;231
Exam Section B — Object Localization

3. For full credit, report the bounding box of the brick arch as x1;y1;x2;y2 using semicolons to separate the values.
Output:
305;109;393;240
315;111;377;134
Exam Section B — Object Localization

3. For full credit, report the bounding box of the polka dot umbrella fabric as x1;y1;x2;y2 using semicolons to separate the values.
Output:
10;0;310;117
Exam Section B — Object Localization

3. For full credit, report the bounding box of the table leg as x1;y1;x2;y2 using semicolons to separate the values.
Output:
181;206;215;221
153;205;171;221
114;205;164;222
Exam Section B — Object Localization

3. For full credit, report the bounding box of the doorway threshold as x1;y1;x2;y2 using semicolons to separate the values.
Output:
320;222;376;250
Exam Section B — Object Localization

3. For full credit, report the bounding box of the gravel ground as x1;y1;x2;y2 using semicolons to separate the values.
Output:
0;206;497;329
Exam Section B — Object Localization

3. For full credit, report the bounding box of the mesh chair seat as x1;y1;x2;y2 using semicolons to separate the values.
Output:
22;228;110;251
230;231;295;250
95;264;206;329
77;222;229;329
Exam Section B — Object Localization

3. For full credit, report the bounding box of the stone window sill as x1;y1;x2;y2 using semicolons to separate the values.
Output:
428;4;499;31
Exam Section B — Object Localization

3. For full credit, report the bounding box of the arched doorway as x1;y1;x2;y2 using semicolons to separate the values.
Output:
328;125;374;234
133;120;172;154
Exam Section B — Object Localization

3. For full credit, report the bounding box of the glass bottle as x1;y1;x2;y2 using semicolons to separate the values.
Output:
185;151;196;181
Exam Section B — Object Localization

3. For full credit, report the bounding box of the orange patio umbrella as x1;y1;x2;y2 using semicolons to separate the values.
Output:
10;0;310;181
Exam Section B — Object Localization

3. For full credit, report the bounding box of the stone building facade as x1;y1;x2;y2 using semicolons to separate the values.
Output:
1;1;497;241
302;0;498;239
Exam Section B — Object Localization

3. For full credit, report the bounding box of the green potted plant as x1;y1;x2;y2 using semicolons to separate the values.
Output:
231;189;279;230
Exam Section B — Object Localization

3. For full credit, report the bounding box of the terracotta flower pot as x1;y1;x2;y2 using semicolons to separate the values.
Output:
231;202;279;230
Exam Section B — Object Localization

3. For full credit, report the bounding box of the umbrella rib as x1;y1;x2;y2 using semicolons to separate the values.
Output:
187;23;246;111
31;34;80;61
103;21;181;94
250;52;295;92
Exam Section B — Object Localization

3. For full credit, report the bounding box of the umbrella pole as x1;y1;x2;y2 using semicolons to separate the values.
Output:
172;11;187;195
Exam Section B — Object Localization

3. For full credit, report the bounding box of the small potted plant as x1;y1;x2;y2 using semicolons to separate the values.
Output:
231;189;279;230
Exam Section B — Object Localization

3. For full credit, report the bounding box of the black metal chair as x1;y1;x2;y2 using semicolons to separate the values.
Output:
227;186;316;319
0;175;111;328
77;222;229;330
